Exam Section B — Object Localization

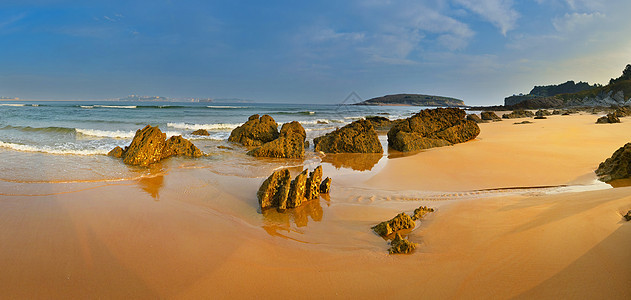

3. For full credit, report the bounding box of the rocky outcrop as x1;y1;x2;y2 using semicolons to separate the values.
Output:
481;111;502;121
411;206;434;221
257;166;330;211
191;129;210;136
388;233;417;254
314;119;383;153
111;125;203;166
514;120;533;125
319;177;331;194
228;114;279;147
502;109;535;119
596;113;621;124
387;108;480;152
595;143;631;182
247;121;306;158
614;107;631;117
372;213;415;237
535;109;551;119
466;114;486;123
624;210;631;221
365;116;395;130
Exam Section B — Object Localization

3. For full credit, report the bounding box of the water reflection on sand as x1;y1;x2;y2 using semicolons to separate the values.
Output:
261;197;326;238
321;153;383;171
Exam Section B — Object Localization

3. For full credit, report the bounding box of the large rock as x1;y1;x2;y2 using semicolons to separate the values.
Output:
257;165;330;211
387;108;480;152
502;109;535;119
286;170;308;209
305;166;323;200
596;113;620;124
388;233;417;254
313;119;383;153
161;135;203;159
481;111;502;121
228;114;279;147
247;121;305;158
372;213;415;237
257;169;291;210
123;125;168;166
365;116;394;130
595;143;631;182
614;107;631;118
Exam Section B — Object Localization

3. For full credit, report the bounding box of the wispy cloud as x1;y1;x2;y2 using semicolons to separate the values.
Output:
454;0;518;35
552;12;605;32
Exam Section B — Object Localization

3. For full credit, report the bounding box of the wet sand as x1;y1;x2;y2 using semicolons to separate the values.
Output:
0;113;630;298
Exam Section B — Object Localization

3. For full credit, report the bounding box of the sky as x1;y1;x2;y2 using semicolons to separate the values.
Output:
0;0;630;105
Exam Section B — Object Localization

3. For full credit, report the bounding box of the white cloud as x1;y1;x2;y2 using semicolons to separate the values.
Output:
454;0;519;35
552;12;605;32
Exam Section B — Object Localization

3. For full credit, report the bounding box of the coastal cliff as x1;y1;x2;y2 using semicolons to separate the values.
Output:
355;94;465;107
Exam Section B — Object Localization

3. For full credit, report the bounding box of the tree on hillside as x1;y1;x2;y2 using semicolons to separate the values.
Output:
609;64;631;85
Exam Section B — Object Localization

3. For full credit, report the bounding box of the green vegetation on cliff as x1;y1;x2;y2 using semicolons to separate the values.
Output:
356;94;465;107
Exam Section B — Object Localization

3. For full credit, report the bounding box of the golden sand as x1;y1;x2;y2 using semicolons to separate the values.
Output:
0;113;629;298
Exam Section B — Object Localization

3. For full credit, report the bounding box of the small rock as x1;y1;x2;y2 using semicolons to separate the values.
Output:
502;110;535;119
107;146;124;158
624;210;631;221
228;114;279;147
247;121;306;158
466;114;487;124
123;125;168;166
314;119;383;153
191;129;210;136
305;166;323;200
411;206;435;221
388;233;417;254
481;111;502;121
534;116;547;119
257;169;291;210
372;213;415;237
514;121;533;125
596;143;631;182
319;177;331;194
596;113;620;124
286;170;308;208
161;135;203;159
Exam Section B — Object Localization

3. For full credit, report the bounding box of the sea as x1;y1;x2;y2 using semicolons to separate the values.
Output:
0;101;424;184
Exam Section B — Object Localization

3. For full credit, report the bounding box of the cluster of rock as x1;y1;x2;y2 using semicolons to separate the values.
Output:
596;113;621;124
595;143;631;182
313;119;383;153
371;206;435;254
257;166;331;211
534;109;552;119
466;114;486;123
502;109;535;119
108;125;202;166
229;115;306;158
387;108;480;152
481;111;502;122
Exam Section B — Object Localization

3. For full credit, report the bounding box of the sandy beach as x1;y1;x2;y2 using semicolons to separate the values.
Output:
0;113;630;299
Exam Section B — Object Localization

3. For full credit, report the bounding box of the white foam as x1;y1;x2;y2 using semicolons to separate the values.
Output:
207;105;251;109
167;122;240;131
300;119;346;125
76;128;135;139
0;104;26;107
94;105;137;109
0;141;108;155
80;105;94;109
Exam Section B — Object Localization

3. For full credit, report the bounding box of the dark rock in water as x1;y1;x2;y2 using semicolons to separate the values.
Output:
305;166;323;200
387;108;480;152
388;233;417;254
107;146;124;158
514;121;533;125
228;114;279;147
624;210;631;221
372;213;415;237
257;169;291;210
365;116;394;130
595;143;631;182
502;109;535;119
313;119;383;153
247;121;306;158
161;135;203;159
596;113;621;124
286;170;308;208
320;177;331;194
411;206;435;221
535;109;552;118
481;111;502;121
123;125;168;166
191;129;210;136
466;114;486;123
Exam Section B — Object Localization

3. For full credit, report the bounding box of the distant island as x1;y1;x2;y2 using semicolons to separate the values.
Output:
0;97;20;101
120;95;169;101
354;94;465;107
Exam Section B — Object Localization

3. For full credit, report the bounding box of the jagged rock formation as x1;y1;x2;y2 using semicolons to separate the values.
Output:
481;111;502;121
228;114;279;147
614;106;631;117
257;166;329;211
412;206;434;221
502;110;535;119
109;125;203;166
191;129;210;136
319;177;331;194
372;213;415;237
314;119;383;153
388;233;417;254
248;121;306;158
596;113;620;124
595;143;631;182
387;108;480;152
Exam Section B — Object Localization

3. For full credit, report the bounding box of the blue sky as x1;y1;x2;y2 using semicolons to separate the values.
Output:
0;0;630;105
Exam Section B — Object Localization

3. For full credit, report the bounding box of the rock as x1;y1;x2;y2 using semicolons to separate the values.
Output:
365;116;394;130
161;135;203;159
123;125;168;166
535;109;551;117
481;111;502;121
305;166;323;200
388;233;417;254
191;129;210;136
286;170;308;208
257;169;291;210
502;109;535;119
466;114;486;123
228;114;279;147
387;108;480;152
624;210;631;221
596;113;620;124
411;206;435;221
514;121;533;125
595;143;631;182
319;177;331;194
534;116;547;119
247;121;305;158
313;119;383;153
552;110;562;115
372;213;415;237
107;146;124;158
614;107;631;117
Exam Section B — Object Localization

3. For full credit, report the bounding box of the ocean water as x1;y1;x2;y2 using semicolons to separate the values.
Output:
0;101;423;183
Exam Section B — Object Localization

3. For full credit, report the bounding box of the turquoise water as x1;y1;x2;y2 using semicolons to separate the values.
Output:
0;101;423;183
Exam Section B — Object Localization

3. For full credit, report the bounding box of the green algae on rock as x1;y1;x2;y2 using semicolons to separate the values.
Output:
372;213;415;237
388;233;417;254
